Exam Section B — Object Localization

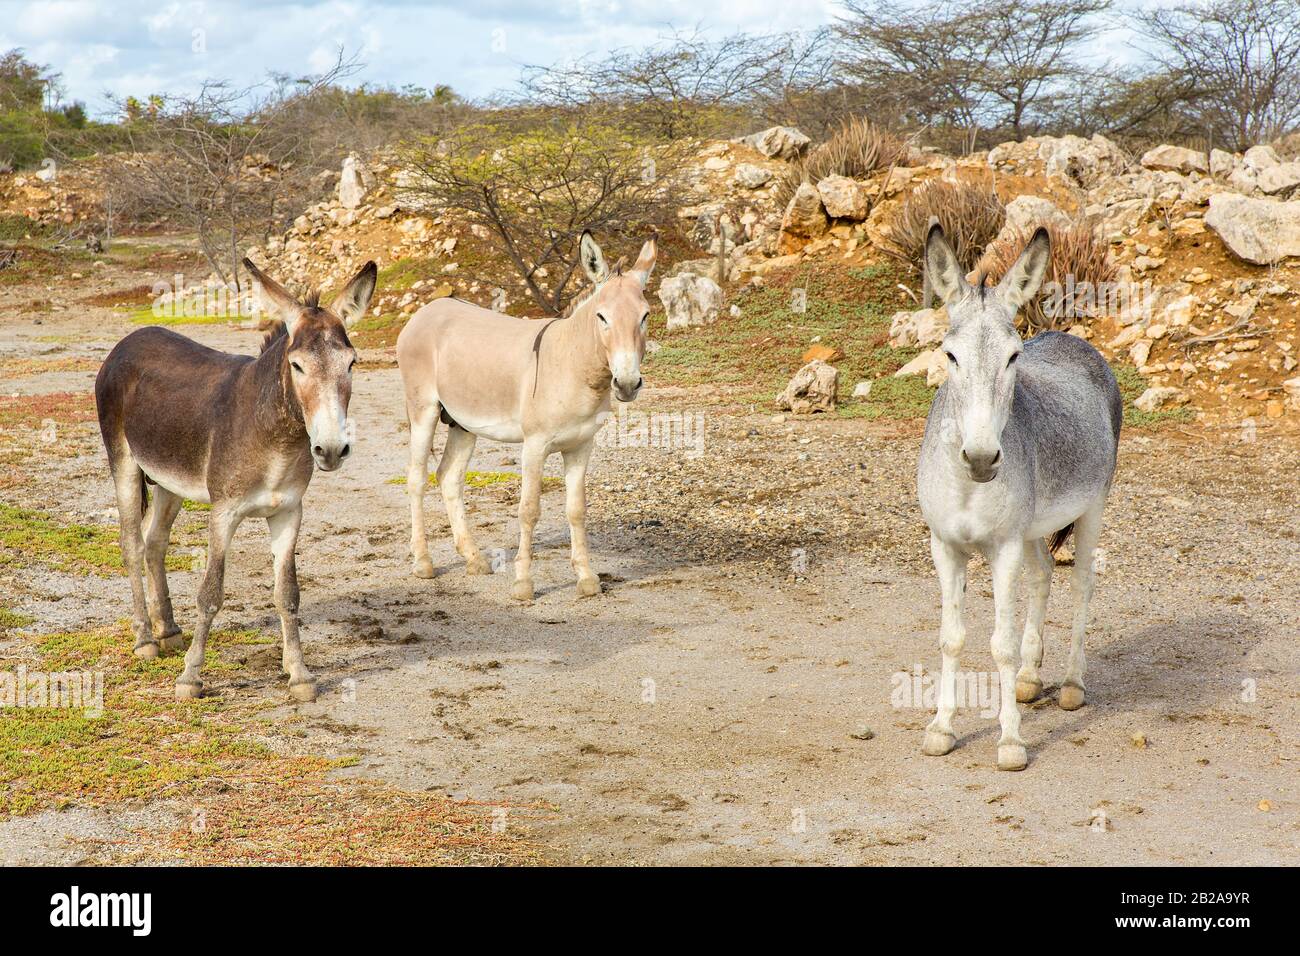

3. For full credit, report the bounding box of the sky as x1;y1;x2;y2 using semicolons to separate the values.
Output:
0;0;844;116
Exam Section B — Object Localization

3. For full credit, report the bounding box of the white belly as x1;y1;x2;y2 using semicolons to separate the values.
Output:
137;458;210;504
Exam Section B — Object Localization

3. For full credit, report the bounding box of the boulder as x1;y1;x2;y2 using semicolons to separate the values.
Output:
816;175;870;220
1140;145;1208;175
338;155;368;209
1283;376;1300;410
658;274;723;330
734;164;773;189
1089;196;1153;239
1256;162;1300;196
1205;193;1300;264
1134;386;1189;413
777;359;838;413
1243;145;1281;172
1209;148;1237;179
888;307;948;348
740;126;811;161
779;182;829;250
894;348;948;387
1035;133;1127;189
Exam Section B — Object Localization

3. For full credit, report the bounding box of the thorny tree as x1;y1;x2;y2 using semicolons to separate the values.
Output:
398;122;686;315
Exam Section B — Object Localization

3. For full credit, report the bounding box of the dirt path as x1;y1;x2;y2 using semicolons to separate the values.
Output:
2;283;1297;865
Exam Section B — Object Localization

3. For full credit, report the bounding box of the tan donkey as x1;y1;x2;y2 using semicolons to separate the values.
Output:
397;232;655;600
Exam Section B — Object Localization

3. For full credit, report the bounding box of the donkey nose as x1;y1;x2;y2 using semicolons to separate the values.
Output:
961;445;1001;480
312;442;349;471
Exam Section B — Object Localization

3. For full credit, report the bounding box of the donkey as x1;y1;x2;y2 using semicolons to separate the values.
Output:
397;231;655;601
95;258;376;701
916;222;1121;771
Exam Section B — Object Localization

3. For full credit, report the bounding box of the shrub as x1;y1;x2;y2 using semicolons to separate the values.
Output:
882;178;1006;281
978;221;1117;333
774;116;908;209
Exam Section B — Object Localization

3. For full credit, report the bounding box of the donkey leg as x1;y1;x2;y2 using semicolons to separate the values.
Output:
407;403;438;578
511;439;546;602
1061;501;1103;711
923;534;968;757
176;508;239;700
562;441;600;597
1015;537;1053;702
142;485;184;650
269;505;315;702
110;462;155;659
989;540;1028;770
438;426;489;575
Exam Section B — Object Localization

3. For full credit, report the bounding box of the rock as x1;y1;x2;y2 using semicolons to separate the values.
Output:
1140;145;1208;175
740;126;811;161
1243;145;1281;172
1257;162;1300;196
1209;148;1236;178
1035;133;1127;189
1090;197;1153;239
1205;193;1300;264
894;348;948;387
779;183;829;251
777;359;838;413
338;154;368;209
852;381;872;400
1283;376;1300;410
1002;195;1072;234
888;307;948;348
1129;340;1151;367
657;274;723;330
1134;386;1188;413
816;175;870;220
703;156;730;171
802;343;843;363
734;163;773;189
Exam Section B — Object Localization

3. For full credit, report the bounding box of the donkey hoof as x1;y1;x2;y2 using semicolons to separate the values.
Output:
288;680;318;703
922;730;956;757
1059;684;1086;711
1015;677;1043;703
159;633;187;653
465;555;491;576
511;578;535;602
412;556;435;579
576;575;601;598
174;680;203;701
133;641;160;660
997;743;1028;771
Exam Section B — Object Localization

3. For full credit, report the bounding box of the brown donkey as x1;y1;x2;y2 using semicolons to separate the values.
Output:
95;258;376;701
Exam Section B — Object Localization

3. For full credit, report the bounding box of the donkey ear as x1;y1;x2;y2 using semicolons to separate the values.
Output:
243;258;303;327
924;220;966;307
629;236;657;289
333;260;378;328
997;227;1051;307
579;231;608;283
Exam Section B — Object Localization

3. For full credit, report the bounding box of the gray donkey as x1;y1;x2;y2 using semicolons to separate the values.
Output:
916;222;1121;771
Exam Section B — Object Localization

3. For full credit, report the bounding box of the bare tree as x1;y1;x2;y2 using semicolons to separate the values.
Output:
520;28;793;140
398;122;686;314
93;55;357;287
1137;0;1300;150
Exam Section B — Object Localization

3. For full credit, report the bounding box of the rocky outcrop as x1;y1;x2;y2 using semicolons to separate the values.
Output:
1141;145;1208;175
739;126;811;161
778;182;829;251
1205;193;1300;264
816;175;870;220
658;273;724;330
338;155;368;209
777;359;838;413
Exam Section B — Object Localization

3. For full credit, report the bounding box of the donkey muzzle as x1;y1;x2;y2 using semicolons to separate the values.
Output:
312;440;351;471
961;445;1001;483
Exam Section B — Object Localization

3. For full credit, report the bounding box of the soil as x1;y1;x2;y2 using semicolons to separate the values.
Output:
0;244;1296;865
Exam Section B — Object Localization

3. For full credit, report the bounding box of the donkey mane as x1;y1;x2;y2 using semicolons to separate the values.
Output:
260;321;288;353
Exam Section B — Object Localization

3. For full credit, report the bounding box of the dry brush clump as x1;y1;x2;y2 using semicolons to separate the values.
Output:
774;116;909;209
882;178;1006;279
979;221;1117;333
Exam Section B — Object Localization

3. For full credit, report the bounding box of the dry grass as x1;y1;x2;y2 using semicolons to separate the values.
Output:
882;178;1006;278
979;222;1117;333
774;116;909;209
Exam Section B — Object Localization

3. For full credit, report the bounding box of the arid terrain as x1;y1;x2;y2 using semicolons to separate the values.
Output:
1;238;1295;865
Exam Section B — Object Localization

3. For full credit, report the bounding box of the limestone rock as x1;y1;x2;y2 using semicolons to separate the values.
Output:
338;155;368;209
816;175;870;220
658;274;723;330
1134;386;1189;413
1205;193;1300;264
779;183;829;251
740;126;811;161
888;307;948;348
734;164;773;189
1140;145;1208;175
777;359;838;413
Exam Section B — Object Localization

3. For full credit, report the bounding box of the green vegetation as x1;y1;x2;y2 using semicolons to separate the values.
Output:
389;471;564;491
649;260;931;419
1112;363;1195;428
0;502;194;576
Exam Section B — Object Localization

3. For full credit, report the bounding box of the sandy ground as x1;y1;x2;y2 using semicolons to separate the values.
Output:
1;259;1297;865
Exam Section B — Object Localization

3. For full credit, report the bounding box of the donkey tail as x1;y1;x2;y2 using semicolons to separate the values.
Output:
1048;523;1074;556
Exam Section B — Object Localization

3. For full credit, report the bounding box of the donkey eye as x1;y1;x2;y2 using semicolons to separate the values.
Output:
290;361;304;373
596;312;609;326
348;358;356;372
945;352;958;366
1007;353;1020;368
